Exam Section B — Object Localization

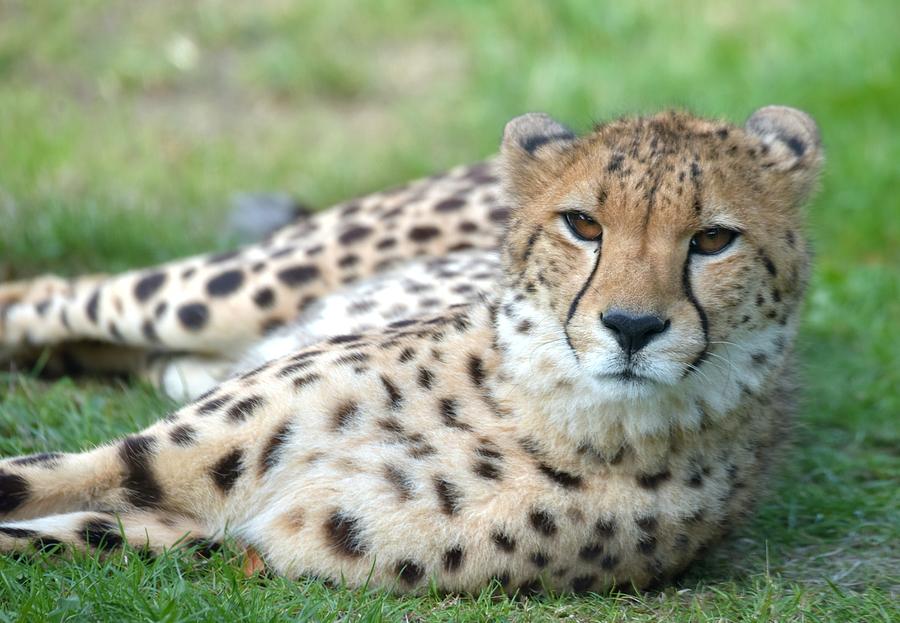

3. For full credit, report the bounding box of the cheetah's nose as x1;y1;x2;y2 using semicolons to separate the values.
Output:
600;310;670;356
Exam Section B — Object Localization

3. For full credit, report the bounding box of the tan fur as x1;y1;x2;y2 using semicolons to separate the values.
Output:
0;108;822;594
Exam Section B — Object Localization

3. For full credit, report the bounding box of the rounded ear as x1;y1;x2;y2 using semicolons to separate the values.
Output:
501;113;576;158
745;106;824;201
500;113;577;206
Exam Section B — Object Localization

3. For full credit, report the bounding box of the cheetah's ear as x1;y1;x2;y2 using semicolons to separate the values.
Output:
501;113;576;158
501;113;577;204
745;105;824;202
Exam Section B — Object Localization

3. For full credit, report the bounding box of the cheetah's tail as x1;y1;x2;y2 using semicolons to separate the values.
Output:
0;510;217;557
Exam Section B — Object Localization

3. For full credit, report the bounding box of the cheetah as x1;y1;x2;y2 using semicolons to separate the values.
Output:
0;107;822;594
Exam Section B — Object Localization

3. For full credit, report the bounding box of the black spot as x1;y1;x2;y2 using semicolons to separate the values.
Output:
277;265;320;287
186;538;222;559
785;136;806;157
324;510;367;557
760;253;778;277
210;448;244;493
398;347;416;363
376;237;397;250
491;530;516;552
489;207;510;223
434;197;466;212
489;572;511;591
716;127;729;139
119;435;164;508
206;269;244;296
636;516;658;532
785;231;796;247
517;579;543;597
529;509;557;537
571;574;596;593
141;320;160;343
594;517;616;538
253;287;276;309
0;526;36;539
752;352;768;366
606;153;624;172
637;534;657;555
278;359;314;377
329;334;362;345
637;470;671;490
537;463;582;489
408;442;437;459
380;375;403;410
579;543;603;561
261;318;285;334
153;301;167;319
529;551;550;568
691;161;701;179
474;461;502;480
169;424;197;446
408;226;441;243
384;464;415;501
467;355;485;389
134;272;166;301
418;367;434;390
475;446;503;460
86;290;100;323
259;422;291;475
0;471;30;513
600;554;619;570
293;373;321;389
394;559;425;586
439;398;472;431
177;302;210;331
434;477;462;515
686;469;704;488
227;395;264;422
81;517;123;550
332;401;360;431
11;453;62;467
443;546;464;572
197;394;231;415
338;254;360;269
339;225;373;245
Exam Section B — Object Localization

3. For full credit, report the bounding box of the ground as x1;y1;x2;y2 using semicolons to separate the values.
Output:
0;1;897;621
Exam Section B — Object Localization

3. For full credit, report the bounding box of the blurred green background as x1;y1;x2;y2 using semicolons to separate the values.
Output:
0;1;897;620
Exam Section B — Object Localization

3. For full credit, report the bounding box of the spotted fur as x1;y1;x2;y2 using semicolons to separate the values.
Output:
0;107;822;594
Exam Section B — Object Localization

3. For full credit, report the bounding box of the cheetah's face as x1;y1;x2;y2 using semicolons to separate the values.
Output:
499;109;822;408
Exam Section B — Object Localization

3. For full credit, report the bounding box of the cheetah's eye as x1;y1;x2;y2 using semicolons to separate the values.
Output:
563;212;603;242
690;227;738;255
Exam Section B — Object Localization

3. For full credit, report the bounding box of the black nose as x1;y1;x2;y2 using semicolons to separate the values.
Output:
601;310;670;355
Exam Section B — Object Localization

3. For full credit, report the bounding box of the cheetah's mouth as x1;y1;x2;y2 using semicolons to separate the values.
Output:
600;369;655;385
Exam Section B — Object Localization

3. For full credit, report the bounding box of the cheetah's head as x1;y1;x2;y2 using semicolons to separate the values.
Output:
497;108;823;438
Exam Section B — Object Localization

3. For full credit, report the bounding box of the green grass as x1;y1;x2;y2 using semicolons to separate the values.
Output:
0;0;898;620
